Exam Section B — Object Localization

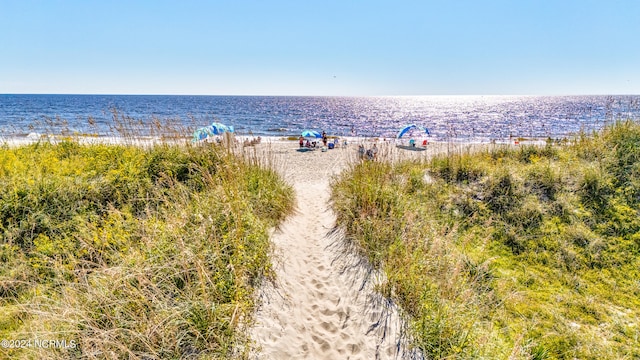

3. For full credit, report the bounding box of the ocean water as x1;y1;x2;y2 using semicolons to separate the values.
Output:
1;94;639;141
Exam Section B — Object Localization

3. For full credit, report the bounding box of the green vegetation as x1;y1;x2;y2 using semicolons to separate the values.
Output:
0;140;293;359
332;121;640;359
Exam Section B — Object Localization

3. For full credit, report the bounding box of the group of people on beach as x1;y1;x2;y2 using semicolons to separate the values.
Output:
296;130;381;160
299;136;317;148
243;136;262;147
358;143;378;160
299;131;344;150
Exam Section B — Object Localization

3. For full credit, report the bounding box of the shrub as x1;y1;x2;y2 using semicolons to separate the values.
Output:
578;166;614;215
0;140;293;359
525;163;562;201
483;170;521;215
333;121;640;359
429;153;485;184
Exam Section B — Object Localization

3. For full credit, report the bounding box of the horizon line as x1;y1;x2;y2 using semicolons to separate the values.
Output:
2;93;639;97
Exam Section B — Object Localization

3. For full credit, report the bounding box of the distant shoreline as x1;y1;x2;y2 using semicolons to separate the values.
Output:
2;95;637;140
0;134;557;149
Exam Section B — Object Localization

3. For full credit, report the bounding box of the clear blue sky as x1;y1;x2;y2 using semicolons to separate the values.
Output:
1;0;638;96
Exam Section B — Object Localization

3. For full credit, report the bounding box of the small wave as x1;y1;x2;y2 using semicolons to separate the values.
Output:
27;132;43;139
267;127;288;132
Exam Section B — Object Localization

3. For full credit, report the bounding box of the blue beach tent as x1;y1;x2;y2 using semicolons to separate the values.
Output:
301;129;322;139
396;124;429;139
209;122;234;135
192;122;234;142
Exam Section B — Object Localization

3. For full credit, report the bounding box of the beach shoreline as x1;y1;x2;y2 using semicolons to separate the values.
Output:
0;131;555;149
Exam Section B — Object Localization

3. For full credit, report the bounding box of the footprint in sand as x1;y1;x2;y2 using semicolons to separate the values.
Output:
319;321;338;333
348;342;362;355
311;334;331;353
310;278;325;290
314;290;327;300
320;308;335;317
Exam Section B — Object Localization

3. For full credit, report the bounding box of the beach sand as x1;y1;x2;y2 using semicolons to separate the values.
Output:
245;139;439;359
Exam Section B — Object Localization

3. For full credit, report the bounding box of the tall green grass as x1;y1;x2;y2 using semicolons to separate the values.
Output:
332;120;640;359
0;140;293;359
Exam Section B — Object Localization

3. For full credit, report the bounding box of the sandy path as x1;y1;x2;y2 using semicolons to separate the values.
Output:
248;140;425;359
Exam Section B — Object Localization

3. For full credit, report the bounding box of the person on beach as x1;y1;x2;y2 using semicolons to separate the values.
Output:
322;131;327;147
299;136;304;148
250;136;261;146
305;139;311;148
372;143;378;159
358;144;365;159
366;148;373;160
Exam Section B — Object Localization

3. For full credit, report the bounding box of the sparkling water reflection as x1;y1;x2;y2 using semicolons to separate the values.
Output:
1;95;639;141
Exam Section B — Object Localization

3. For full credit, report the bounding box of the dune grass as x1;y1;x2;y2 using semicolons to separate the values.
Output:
0;140;293;359
332;120;640;359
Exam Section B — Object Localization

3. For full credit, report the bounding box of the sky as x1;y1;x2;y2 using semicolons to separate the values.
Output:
1;0;639;96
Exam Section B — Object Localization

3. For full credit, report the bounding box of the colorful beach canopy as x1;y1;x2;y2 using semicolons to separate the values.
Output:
209;122;234;135
301;129;322;138
396;124;429;139
192;122;235;142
